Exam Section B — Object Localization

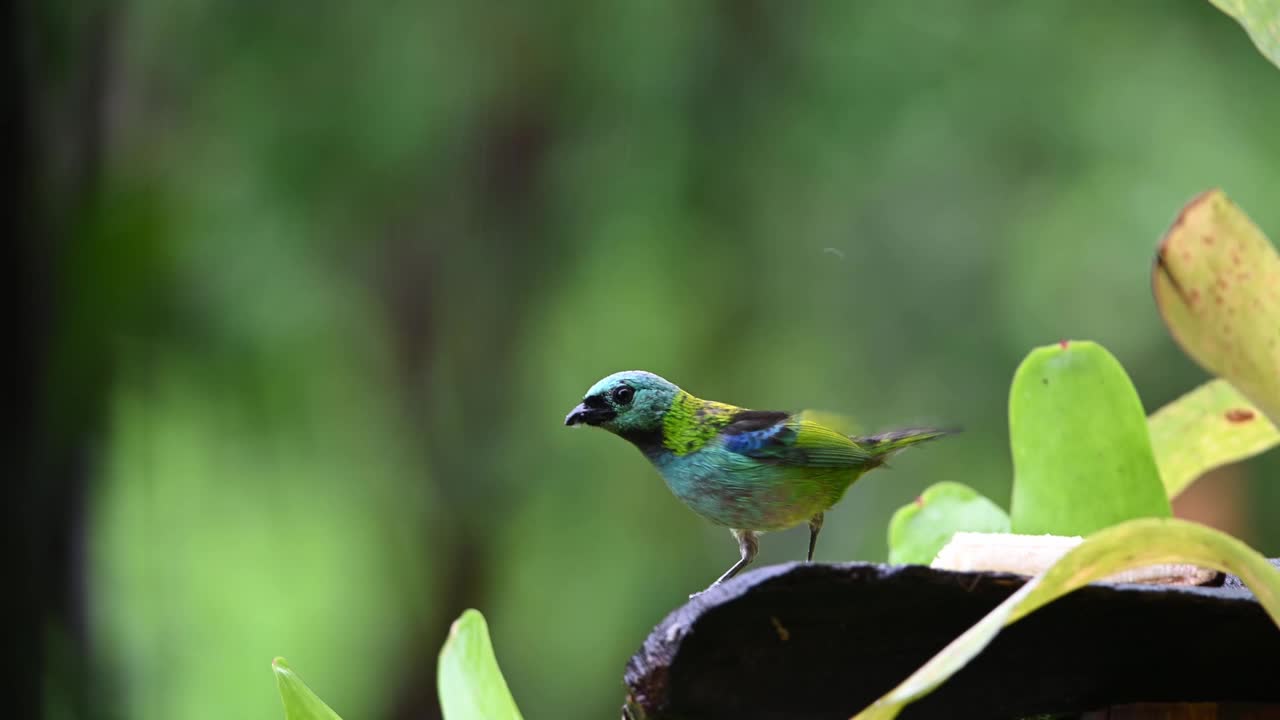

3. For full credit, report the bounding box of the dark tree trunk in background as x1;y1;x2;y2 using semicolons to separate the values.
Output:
10;2;120;718
10;1;44;718
383;100;557;720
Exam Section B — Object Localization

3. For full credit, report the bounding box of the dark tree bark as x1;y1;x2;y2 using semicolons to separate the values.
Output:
9;1;43;718
624;561;1280;720
10;2;123;718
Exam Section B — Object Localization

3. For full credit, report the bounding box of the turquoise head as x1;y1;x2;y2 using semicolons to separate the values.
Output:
564;370;681;441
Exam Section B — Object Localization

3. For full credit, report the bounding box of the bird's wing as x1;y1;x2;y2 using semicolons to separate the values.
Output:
719;410;873;467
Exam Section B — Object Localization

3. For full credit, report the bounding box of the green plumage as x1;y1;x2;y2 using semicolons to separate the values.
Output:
660;390;739;455
565;370;952;592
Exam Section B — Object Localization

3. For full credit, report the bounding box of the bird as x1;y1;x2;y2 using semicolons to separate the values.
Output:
564;370;952;594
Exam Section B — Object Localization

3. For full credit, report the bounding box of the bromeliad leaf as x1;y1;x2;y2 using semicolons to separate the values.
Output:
1209;0;1280;70
1148;378;1280;498
438;609;524;720
887;482;1010;565
1153;190;1280;425
852;517;1280;720
1009;341;1171;535
272;658;344;720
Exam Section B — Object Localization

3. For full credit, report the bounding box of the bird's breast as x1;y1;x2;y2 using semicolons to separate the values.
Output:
651;448;849;531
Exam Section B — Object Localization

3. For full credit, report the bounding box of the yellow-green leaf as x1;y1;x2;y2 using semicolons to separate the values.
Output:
1148;378;1280;498
851;518;1280;720
1153;190;1280;425
438;609;524;720
1209;0;1280;70
272;658;344;720
1009;341;1171;535
887;482;1010;565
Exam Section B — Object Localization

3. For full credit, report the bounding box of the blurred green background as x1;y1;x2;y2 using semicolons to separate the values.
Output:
21;1;1280;719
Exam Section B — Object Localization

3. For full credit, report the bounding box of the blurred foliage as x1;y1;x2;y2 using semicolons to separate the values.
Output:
29;1;1280;718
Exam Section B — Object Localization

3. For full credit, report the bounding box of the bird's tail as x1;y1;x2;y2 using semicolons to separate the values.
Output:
854;427;956;466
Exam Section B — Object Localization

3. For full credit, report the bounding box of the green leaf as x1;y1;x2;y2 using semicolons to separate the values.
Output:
887;482;1011;565
1009;340;1171;535
1209;0;1280;70
1148;378;1280;498
272;658;344;720
852;517;1280;720
1153;190;1280;425
438;609;524;720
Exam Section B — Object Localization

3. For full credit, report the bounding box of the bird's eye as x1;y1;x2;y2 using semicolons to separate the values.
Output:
611;385;635;405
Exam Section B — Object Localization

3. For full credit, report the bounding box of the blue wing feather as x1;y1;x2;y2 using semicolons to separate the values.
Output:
721;422;790;453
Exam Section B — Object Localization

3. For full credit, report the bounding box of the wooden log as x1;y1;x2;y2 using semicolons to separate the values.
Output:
623;560;1280;720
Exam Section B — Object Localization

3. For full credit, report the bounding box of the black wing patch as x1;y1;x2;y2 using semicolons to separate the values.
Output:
722;409;791;435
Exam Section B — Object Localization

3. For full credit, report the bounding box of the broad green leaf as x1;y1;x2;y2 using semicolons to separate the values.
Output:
1148;378;1280;498
1153;190;1280;425
852;517;1280;720
272;658;344;720
1209;0;1280;70
438;609;524;720
1009;341;1171;535
887;482;1010;565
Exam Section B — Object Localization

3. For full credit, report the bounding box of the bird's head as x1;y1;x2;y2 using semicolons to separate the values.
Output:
564;370;680;438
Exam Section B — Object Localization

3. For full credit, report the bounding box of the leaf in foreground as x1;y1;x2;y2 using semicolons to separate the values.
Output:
851;517;1280;720
273;658;344;720
1152;189;1280;425
1209;0;1280;70
438;609;524;720
887;482;1010;565
1148;378;1280;498
1009;340;1171;535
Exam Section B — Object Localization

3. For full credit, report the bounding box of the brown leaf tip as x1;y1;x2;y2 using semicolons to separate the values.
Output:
1176;189;1219;224
1159;189;1221;252
1059;339;1069;350
914;495;925;508
1225;408;1256;423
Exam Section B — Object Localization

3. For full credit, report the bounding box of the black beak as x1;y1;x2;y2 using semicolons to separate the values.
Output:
565;403;615;426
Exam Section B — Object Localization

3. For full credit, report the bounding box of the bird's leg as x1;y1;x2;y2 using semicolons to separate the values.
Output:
693;529;759;597
715;529;759;585
807;512;824;562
